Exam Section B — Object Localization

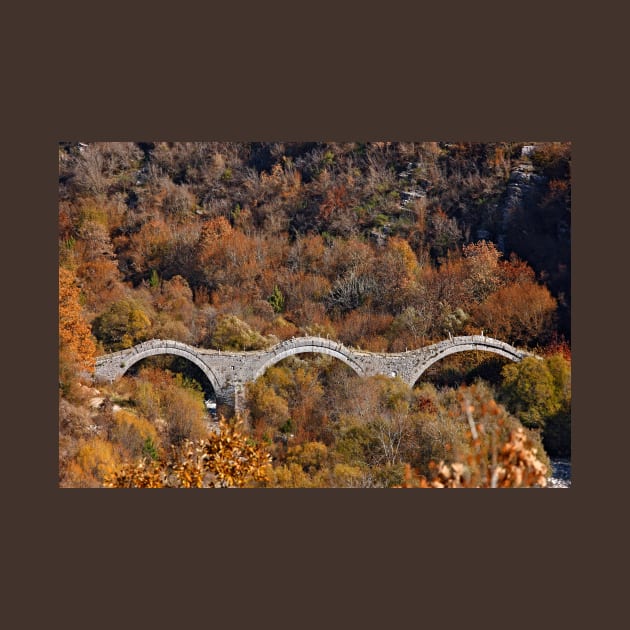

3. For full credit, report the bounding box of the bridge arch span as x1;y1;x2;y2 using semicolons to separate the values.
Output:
252;337;364;381
407;336;530;387
99;341;223;395
95;335;537;411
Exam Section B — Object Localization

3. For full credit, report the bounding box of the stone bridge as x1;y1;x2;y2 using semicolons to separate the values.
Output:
94;335;535;412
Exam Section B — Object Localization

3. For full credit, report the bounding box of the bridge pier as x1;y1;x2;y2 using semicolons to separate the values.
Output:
214;383;247;419
233;384;247;417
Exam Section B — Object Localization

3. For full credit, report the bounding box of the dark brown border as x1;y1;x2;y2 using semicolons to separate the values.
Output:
7;1;617;626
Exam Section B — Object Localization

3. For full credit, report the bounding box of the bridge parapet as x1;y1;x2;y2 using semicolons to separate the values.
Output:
267;335;345;354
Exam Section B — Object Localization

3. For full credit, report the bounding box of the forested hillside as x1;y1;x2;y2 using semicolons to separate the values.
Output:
58;141;571;488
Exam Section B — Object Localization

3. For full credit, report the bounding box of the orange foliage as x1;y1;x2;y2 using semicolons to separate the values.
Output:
319;184;350;221
154;275;194;324
325;237;375;279
197;217;263;298
300;234;326;266
118;217;172;274
198;216;232;244
262;316;300;341
77;258;125;311
73;438;122;486
289;368;325;440
474;282;557;346
337;310;393;347
105;419;271;488
259;162;302;199
462;240;504;301
279;272;331;310
59;267;96;374
499;254;536;285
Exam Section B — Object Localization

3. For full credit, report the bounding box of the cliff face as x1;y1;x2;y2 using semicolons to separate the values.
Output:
497;159;546;253
497;145;571;341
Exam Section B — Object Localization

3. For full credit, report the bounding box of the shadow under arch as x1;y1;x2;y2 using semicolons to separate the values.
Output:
115;345;222;397
408;338;526;388
252;343;365;382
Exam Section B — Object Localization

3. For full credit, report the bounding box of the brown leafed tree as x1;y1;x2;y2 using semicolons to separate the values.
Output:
474;282;557;347
59;266;97;375
462;240;505;302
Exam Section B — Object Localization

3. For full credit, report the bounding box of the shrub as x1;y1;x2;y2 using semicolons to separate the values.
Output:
399;425;549;488
92;298;152;351
331;463;369;487
110;409;160;459
267;285;285;313
210;314;272;351
105;419;271;488
70;438;122;486
500;355;570;441
286;441;329;472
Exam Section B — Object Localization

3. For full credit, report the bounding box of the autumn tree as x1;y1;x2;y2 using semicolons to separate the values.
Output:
64;438;123;488
109;409;160;460
210;314;272;351
412;260;468;340
327;270;375;314
368;376;417;466
195;216;263;303
118;217;173;280
59;267;97;387
287;234;326;274
72;142;143;197
245;377;291;436
500;354;570;455
542;353;572;457
529;142;571;180
276;271;331;316
126;366;209;446
462;240;504;302
287;367;327;441
267;285;285;313
338;309;393;350
500;357;560;430
77;257;126;313
161;182;197;218
372;237;420;313
473;282;556;347
152;275;195;343
428;208;462;258
387;307;431;350
91;298;153;351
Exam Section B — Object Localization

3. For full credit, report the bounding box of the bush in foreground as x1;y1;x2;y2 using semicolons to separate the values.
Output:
398;425;548;488
104;418;271;488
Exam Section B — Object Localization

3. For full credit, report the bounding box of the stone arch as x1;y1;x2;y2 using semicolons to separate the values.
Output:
252;338;365;381
407;336;527;387
115;343;222;396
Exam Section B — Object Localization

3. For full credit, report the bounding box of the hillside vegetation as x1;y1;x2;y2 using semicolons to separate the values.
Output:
58;141;571;488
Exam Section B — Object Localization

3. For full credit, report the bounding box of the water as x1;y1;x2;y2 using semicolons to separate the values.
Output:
548;458;571;488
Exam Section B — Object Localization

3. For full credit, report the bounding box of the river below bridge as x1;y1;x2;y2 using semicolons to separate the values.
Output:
548;459;571;488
